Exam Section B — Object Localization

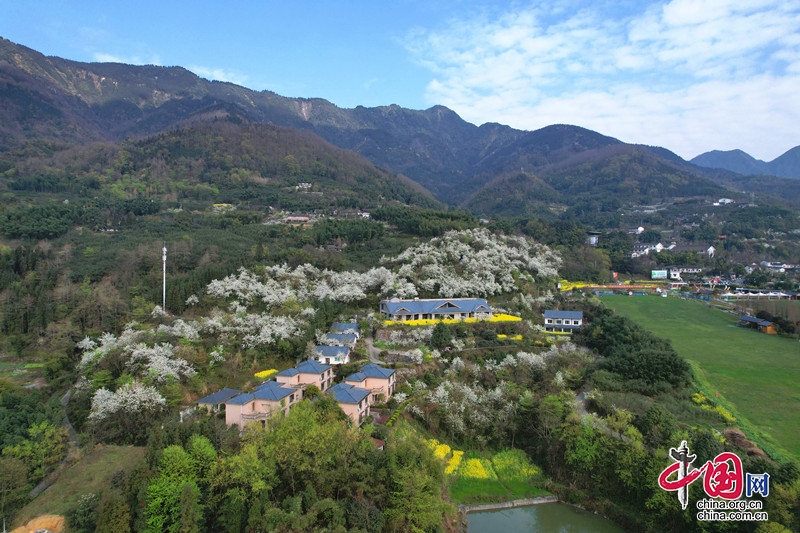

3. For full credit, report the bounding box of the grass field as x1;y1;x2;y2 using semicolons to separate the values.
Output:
14;445;146;527
600;295;800;460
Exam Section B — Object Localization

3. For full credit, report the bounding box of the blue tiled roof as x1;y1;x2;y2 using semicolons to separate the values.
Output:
544;310;583;320
316;345;350;357
329;383;370;404
277;368;299;377
331;322;359;332
296;360;331;374
253;381;294;401
226;393;255;405
740;315;773;327
345;371;367;383
359;363;394;379
324;333;357;345
381;297;492;316
196;388;241;405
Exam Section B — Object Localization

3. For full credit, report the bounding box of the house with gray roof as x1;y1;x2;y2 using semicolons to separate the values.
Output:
543;310;584;333
380;297;492;321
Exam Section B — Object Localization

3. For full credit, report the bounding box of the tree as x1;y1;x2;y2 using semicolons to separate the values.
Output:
429;321;452;350
0;456;29;523
2;420;68;482
95;491;131;533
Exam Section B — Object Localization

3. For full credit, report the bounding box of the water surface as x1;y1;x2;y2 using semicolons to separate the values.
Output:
468;502;625;533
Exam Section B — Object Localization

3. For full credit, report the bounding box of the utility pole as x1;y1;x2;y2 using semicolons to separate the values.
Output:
162;243;167;312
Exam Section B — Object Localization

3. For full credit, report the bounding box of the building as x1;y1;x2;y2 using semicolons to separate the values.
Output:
543;310;583;333
196;388;240;413
276;360;334;392
670;244;716;258
631;242;665;258
224;381;301;430
738;315;778;334
315;345;351;365
380;297;492;321
665;265;703;280
328;383;371;425
322;333;358;348
345;364;396;403
330;322;360;337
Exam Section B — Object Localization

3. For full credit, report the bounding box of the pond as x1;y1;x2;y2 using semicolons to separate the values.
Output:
467;502;625;533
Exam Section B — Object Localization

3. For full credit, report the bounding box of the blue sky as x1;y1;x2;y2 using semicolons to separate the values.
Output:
2;0;799;160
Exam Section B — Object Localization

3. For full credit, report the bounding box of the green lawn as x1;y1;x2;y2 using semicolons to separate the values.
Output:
14;445;146;527
600;295;800;460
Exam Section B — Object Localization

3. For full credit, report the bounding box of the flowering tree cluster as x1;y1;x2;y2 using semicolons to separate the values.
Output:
201;229;560;308
88;382;166;423
426;379;514;444
417;343;590;446
383;228;561;297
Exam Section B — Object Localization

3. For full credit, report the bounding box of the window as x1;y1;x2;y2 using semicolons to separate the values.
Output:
573;320;580;325
556;319;562;324
546;319;553;324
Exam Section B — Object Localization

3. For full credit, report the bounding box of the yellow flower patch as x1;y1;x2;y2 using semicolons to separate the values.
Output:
491;449;539;482
445;450;464;475
254;369;278;379
459;458;497;480
434;443;451;460
384;313;522;327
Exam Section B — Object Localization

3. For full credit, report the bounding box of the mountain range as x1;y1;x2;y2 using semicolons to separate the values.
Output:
3;36;800;215
691;147;800;179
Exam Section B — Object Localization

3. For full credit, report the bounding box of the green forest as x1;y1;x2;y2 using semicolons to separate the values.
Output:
1;121;800;533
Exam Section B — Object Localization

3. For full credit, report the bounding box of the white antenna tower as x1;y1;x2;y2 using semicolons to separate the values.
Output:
162;243;167;312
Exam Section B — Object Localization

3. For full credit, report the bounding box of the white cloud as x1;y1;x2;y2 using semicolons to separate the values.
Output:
93;52;161;66
188;65;248;87
407;0;800;160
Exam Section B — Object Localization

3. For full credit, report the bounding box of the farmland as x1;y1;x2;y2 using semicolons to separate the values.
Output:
599;294;800;460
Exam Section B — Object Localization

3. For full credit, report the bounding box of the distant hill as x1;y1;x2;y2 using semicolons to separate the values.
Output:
3;36;800;218
692;147;800;179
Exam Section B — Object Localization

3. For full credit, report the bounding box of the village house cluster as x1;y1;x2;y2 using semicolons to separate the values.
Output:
197;360;395;429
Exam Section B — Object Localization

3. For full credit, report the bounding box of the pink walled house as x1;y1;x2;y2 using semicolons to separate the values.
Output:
345;364;396;404
225;381;300;430
328;383;371;426
276;360;334;391
220;361;394;430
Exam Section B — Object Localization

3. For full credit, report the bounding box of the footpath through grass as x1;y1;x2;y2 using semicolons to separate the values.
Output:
14;445;145;527
600;295;800;460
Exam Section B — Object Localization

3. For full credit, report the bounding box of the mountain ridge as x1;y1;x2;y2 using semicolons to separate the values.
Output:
3;36;800;213
691;146;800;179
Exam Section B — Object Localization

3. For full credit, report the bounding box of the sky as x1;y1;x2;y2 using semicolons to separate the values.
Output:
1;0;799;161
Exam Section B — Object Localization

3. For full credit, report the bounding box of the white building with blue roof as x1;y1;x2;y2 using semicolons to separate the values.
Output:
330;322;360;337
543;310;584;333
315;345;351;365
380;297;492;321
322;333;358;348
